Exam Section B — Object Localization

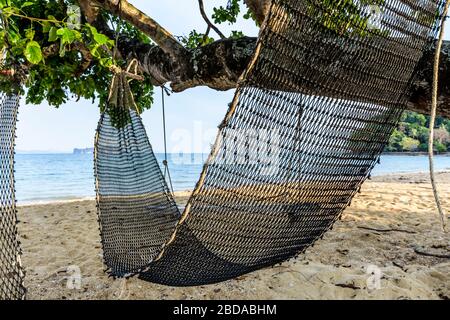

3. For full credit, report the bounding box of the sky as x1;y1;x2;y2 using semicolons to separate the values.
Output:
15;0;259;153
14;1;450;153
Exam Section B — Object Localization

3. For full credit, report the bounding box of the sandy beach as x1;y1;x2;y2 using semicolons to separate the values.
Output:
17;172;450;300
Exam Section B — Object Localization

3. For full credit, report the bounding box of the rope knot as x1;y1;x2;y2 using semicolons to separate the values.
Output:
107;59;144;113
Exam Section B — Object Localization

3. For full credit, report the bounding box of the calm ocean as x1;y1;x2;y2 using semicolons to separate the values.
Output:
14;153;450;204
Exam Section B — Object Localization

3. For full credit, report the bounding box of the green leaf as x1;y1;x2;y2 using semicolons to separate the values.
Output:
21;1;34;9
59;40;66;57
24;41;43;64
99;57;113;68
47;15;61;27
0;30;6;48
1;5;19;18
85;23;97;34
7;29;21;45
25;28;35;40
56;27;80;45
48;27;57;42
42;21;52;33
85;24;113;47
0;0;11;9
89;44;101;58
230;30;245;39
67;5;81;30
93;32;110;46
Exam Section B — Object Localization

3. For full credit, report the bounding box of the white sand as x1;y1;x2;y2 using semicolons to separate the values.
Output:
17;173;450;300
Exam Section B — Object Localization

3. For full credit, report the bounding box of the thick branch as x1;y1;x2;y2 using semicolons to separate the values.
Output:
77;0;100;23
118;35;450;119
79;0;186;59
240;0;448;118
117;36;257;92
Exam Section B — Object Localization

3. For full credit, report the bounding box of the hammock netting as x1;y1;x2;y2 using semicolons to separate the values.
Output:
94;0;443;286
0;93;25;299
0;0;445;298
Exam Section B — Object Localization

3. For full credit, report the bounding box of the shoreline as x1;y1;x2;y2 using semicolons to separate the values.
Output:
17;197;96;207
372;170;450;177
15;170;450;206
17;190;194;207
382;152;450;156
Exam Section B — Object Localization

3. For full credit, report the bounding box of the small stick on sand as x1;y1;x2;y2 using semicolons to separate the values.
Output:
413;246;450;259
357;226;416;234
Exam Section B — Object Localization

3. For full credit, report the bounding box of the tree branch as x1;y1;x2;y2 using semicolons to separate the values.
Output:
413;246;450;259
117;36;256;91
198;0;225;39
357;226;416;234
408;40;450;119
118;36;450;119
77;0;100;23
79;0;187;59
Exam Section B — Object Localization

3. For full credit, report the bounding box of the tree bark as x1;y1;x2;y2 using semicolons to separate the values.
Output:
408;41;450;118
79;0;187;59
117;36;256;92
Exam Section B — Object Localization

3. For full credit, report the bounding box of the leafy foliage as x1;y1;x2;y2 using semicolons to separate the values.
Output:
179;0;256;49
212;0;241;24
179;30;214;49
305;0;389;37
0;1;257;114
386;112;450;152
0;0;153;113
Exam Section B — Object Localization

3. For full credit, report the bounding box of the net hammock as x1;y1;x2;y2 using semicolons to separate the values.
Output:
94;0;444;286
0;93;25;299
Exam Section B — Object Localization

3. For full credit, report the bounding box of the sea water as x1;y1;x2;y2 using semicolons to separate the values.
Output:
14;153;450;204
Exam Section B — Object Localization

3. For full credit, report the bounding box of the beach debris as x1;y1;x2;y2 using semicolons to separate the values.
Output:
392;261;406;271
357;226;416;234
335;280;361;290
413;246;450;259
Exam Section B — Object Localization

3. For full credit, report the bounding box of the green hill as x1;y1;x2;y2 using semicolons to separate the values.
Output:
386;111;450;152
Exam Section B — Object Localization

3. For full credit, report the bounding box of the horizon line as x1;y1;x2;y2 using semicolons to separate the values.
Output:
16;149;210;154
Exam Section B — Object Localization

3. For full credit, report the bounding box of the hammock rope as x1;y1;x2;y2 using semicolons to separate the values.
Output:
430;1;449;232
161;86;174;195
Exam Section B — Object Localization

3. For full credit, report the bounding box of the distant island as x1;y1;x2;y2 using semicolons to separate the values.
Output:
73;148;94;154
